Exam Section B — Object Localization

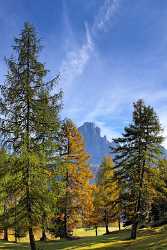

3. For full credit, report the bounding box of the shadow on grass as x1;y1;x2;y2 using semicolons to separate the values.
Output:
0;231;127;250
0;240;29;249
1;228;167;250
39;230;130;250
75;228;167;250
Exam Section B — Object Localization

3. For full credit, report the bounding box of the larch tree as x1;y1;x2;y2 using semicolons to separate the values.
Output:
95;156;120;234
112;99;163;239
0;149;11;241
87;201;101;236
0;23;62;250
55;119;94;238
150;159;167;225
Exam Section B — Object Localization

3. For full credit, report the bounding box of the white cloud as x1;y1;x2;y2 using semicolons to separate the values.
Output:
92;0;120;33
94;120;120;141
155;109;167;148
77;82;167;145
60;0;120;88
60;0;167;149
60;23;93;87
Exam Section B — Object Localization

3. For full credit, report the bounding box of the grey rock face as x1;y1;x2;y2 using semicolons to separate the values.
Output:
78;122;113;167
78;122;167;170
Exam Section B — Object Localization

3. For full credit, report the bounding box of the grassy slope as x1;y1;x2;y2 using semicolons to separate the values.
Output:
1;226;167;250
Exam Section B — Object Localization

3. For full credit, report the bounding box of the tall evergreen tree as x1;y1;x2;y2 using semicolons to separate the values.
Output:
112;99;163;239
0;23;62;250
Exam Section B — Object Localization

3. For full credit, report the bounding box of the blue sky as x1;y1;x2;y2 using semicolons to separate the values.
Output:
1;0;167;146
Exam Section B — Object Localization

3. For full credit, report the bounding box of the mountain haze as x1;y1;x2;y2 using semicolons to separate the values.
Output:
78;122;113;166
78;122;167;170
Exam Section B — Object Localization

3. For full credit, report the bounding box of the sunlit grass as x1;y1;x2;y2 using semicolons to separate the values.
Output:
73;226;120;237
0;225;167;249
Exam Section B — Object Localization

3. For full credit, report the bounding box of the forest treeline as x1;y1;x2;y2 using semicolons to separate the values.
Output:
0;23;167;250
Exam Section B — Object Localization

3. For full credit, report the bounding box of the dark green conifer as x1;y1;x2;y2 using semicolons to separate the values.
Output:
0;23;62;250
112;99;163;239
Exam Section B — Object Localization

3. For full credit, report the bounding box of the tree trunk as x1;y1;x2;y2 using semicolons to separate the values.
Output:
3;228;8;241
14;197;17;243
29;227;36;250
40;228;47;241
118;217;121;231
131;221;138;239
26;178;36;250
14;229;17;243
26;176;36;250
25;34;36;250
40;213;47;241
105;224;109;234
64;141;70;239
64;206;68;238
3;203;8;241
104;209;110;234
95;226;98;236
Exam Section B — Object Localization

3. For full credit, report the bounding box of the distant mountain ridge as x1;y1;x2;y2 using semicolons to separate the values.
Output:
78;122;113;166
78;122;167;169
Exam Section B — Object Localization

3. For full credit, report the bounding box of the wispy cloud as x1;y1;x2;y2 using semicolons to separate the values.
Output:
60;0;120;87
60;0;167;147
60;23;93;87
154;107;167;148
92;0;120;33
95;120;120;141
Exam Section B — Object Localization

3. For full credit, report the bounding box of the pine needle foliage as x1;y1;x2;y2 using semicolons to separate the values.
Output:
0;23;62;250
111;99;163;239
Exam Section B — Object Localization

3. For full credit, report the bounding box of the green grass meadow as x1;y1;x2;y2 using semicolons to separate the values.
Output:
0;226;167;250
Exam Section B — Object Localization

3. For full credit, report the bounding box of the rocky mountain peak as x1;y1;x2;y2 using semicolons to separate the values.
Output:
78;122;113;166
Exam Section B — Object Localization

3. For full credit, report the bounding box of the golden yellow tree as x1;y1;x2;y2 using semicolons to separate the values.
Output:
56;119;94;238
95;156;120;234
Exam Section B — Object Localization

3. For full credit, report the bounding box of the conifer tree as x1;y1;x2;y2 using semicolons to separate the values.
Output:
88;199;101;236
55;119;93;238
95;156;120;234
150;159;167;225
0;23;62;250
0;149;10;241
112;99;163;239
